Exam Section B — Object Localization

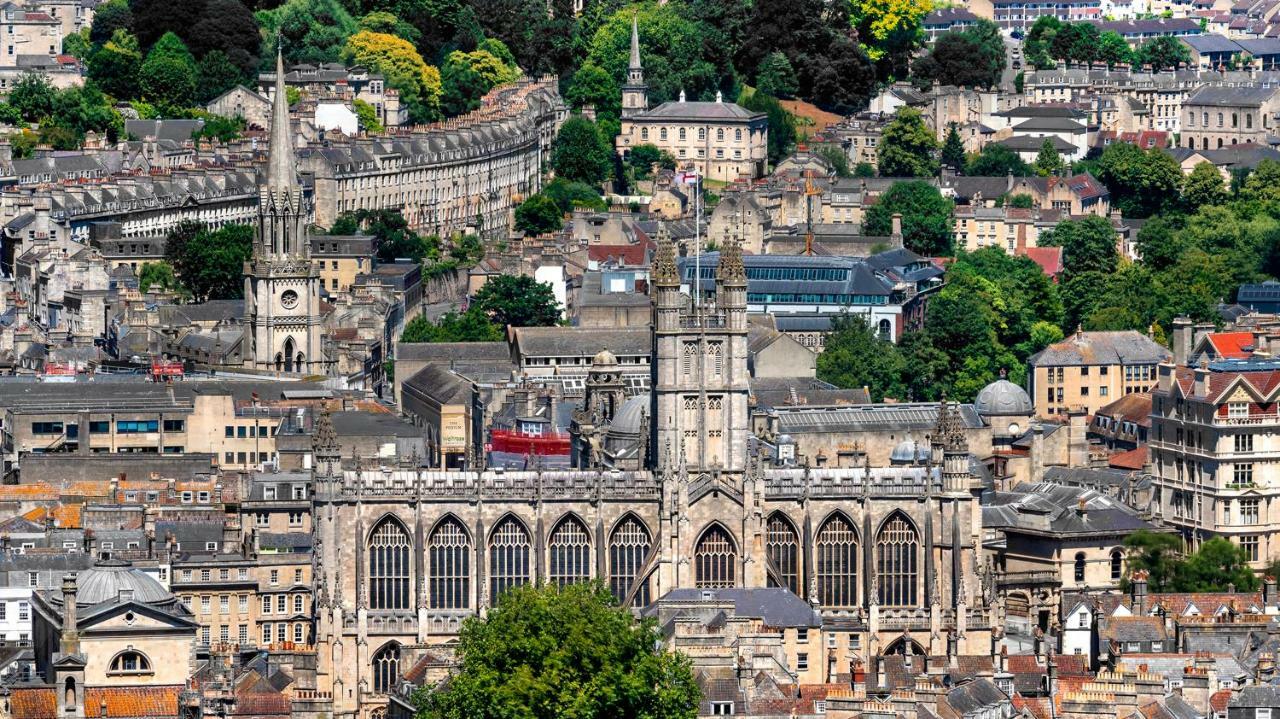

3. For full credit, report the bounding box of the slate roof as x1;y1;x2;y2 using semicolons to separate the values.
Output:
996;136;1079;153
647;588;821;627
1186;84;1280;107
774;402;983;433
395;341;509;363
1101;615;1168;642
512;326;650;359
1183;34;1245;53
1013;117;1087;132
1231;685;1280;707
1029;330;1170;367
984;481;1151;535
636;100;766;122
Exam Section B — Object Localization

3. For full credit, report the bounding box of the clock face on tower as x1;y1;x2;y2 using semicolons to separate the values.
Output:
280;290;299;309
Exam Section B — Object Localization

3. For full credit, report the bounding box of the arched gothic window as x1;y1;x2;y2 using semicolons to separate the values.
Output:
610;515;652;606
429;518;470;609
695;525;737;588
716;128;724;141
371;643;400;694
1110;550;1123;581
876;514;918;606
1075;552;1086;583
765;513;800;595
489;516;531;602
368;518;411;610
708;342;723;375
816;514;858;608
549;516;591;586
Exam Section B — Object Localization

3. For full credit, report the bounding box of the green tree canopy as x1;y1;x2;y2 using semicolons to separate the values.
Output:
164;221;253;302
139;32;198;111
816;314;905;400
514;193;564;235
878;107;938;178
755;51;798;98
864;180;954;256
415;582;700;719
257;0;358;65
551;115;612;186
913;20;1005;89
473;274;561;327
1136;35;1191;71
7;73;55;122
1182;161;1226;209
966;143;1033;177
1123;532;1259;593
1041;215;1119;276
401;308;504;342
138;261;183;295
738;88;796;166
542;177;607;213
89;0;132;46
195;50;244;105
1122;530;1185;592
1096;141;1183;218
941;124;966;173
87;30;142;100
1033;138;1063;176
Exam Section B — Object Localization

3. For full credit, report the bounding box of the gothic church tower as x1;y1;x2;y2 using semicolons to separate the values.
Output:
244;47;327;374
650;225;750;476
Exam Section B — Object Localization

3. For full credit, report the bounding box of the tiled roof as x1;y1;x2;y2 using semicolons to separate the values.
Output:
0;482;58;501
1097;391;1153;425
85;687;182;718
1211;689;1232;713
1206;331;1256;359
1109;445;1148;470
1029;330;1170;367
1024;247;1064;277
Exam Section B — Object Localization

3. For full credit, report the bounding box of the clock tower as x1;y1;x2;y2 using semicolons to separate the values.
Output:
244;46;327;375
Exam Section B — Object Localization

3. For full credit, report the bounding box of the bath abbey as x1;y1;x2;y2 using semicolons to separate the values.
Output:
309;233;995;716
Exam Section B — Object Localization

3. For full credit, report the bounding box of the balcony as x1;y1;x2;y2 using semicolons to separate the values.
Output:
1214;413;1280;427
996;571;1059;587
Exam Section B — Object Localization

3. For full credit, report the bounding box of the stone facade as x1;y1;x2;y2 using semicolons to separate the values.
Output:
309;231;994;719
300;77;566;239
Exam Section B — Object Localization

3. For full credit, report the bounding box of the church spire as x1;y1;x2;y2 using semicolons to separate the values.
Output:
629;13;642;71
267;42;297;191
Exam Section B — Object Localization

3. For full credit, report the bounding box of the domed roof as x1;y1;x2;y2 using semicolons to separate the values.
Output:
975;379;1034;417
607;394;649;438
890;438;930;464
57;559;174;607
591;348;618;367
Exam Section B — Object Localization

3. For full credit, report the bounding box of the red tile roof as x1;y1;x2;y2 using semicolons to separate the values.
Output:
85;686;182;718
1211;689;1232;713
1206;331;1256;360
1109;445;1148;470
1023;247;1064;278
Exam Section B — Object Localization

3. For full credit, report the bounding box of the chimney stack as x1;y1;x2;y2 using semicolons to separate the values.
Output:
60;573;79;656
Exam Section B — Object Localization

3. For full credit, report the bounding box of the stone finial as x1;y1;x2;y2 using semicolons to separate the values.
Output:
651;223;679;285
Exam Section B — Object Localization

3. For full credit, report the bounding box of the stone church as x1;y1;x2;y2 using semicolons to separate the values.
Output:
309;228;997;718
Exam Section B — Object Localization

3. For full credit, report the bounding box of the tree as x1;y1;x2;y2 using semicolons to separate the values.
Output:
63;30;91;61
138;261;182;294
966;143;1033;177
1136;35;1191;70
1023;16;1061;69
7;73;55;122
551;115;611;186
755;51;798;98
864;180;954;256
816;315;905;400
1096;141;1183;218
87;30;142;100
440;47;519;116
194;113;246;142
352;98;383;134
416;582;699;719
1033;139;1063;177
542;177;607;213
184;0;263;75
195;50;244;105
1098;30;1132;67
854;161;876;177
1242;159;1280;203
913;20;1005;89
586;3;737;110
357;10;420;44
400;308;504;342
472;274;561;327
849;0;931;69
941;124;965;173
343;30;442;123
1183;161;1226;209
819;146;851;178
164;222;253;302
257;0;358;65
1041;215;1119;276
1122;530;1184;592
1179;538;1259;592
738;89;796;166
89;0;132;46
139;32;197;111
514;193;564;235
878;107;937;177
628;144;676;180
1008;193;1035;209
566;62;619;118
